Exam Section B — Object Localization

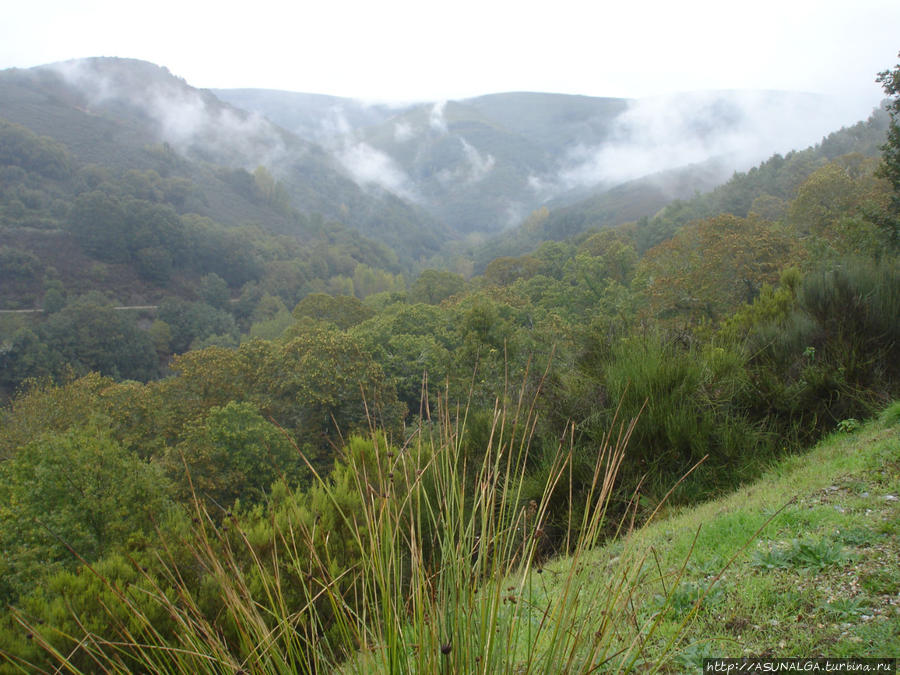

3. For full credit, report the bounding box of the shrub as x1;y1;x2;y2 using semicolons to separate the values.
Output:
583;335;766;505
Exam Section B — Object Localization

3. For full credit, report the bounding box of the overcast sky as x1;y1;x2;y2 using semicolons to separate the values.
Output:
2;0;898;110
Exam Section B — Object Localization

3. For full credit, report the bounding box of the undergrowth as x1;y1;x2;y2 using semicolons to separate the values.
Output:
2;376;725;673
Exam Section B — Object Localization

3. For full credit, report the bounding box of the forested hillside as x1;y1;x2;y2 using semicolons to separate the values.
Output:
0;58;450;260
220;87;864;235
467;106;892;266
0;54;898;672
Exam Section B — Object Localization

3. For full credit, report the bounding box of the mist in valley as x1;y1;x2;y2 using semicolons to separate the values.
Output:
20;56;887;237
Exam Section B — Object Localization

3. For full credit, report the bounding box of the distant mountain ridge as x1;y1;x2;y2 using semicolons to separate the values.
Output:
1;57;879;248
0;58;449;260
215;85;870;235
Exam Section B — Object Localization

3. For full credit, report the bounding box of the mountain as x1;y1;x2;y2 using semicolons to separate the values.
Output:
216;86;871;236
213;90;635;233
2;57;880;257
470;157;735;266
0;58;450;261
471;105;891;265
210;89;408;144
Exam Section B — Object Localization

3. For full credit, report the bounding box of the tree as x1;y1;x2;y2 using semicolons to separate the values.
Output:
292;293;374;329
42;286;66;314
877;53;900;193
166;401;301;507
788;162;865;236
0;247;42;281
198;272;230;309
40;295;159;381
0;328;58;395
638;213;794;325
483;255;541;286
409;269;465;304
157;297;237;354
67;191;128;262
876;52;900;249
255;327;405;463
135;246;174;283
0;426;171;602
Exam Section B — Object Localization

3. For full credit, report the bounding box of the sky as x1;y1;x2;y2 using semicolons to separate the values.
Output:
1;0;898;111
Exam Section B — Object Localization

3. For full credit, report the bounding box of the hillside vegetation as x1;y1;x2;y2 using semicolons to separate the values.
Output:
0;55;899;672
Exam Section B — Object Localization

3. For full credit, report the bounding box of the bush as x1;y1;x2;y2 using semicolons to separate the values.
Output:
743;258;900;439
0;247;42;281
581;335;767;505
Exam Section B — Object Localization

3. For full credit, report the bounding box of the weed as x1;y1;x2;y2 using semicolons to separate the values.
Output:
879;401;900;427
645;581;725;620
837;418;860;433
860;568;900;595
834;527;879;546
822;597;870;620
752;537;846;572
671;639;723;671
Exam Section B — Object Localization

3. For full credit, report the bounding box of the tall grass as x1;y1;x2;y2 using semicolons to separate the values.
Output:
7;376;706;674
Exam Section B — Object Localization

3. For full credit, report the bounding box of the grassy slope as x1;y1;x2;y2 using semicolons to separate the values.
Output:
542;406;900;669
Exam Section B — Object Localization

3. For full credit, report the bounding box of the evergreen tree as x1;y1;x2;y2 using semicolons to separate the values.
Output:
876;51;900;248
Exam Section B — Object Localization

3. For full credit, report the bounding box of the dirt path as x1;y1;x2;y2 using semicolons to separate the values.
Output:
0;305;160;314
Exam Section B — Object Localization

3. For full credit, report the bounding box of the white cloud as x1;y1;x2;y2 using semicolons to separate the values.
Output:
50;59;291;168
557;90;873;190
435;137;496;186
336;141;418;201
429;101;448;134
459;139;495;183
393;121;413;142
318;107;353;139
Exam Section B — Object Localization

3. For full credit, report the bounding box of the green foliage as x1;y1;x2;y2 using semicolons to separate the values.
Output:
576;334;766;503
159;330;403;466
733;259;900;441
1;385;691;673
836;418;860;433
718;267;801;343
788;162;862;235
180;216;266;288
0;425;171;603
876;51;900;248
0;328;58;394
267;327;404;454
879;400;900;427
645;581;725;620
41;287;66;314
134;245;173;283
292;292;375;329
0;247;42;282
198;272;230;309
66;190;128;262
25;294;159;382
158;297;238;354
0;373;113;460
483;255;542;286
0;119;72;179
409;268;466;304
2;59;900;673
247;307;294;340
166;401;302;507
751;537;846;572
798;262;899;389
638;213;794;325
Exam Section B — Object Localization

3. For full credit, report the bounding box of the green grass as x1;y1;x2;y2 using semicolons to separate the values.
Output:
552;401;900;667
